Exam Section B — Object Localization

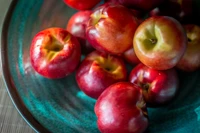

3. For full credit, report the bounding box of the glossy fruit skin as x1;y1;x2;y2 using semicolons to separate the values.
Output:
176;24;200;72
66;10;94;54
105;0;165;11
76;51;127;99
129;63;179;106
30;28;81;79
63;0;101;10
95;82;148;133
133;16;187;70
123;47;140;66
86;3;139;55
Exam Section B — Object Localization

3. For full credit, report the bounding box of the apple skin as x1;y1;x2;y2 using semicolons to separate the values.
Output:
130;9;144;19
63;0;101;10
104;0;165;11
30;28;81;79
176;24;200;72
133;16;187;70
129;9;145;25
123;47;141;66
66;10;94;54
129;63;179;106
76;50;127;99
86;3;139;55
95;82;148;133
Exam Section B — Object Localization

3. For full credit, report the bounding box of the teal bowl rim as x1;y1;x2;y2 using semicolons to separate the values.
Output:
1;0;50;132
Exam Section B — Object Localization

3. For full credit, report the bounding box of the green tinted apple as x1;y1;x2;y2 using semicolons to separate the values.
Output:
133;16;187;70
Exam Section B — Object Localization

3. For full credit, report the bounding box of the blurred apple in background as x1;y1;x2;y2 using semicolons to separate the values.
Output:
133;16;187;70
130;9;145;18
86;3;139;55
176;24;200;72
66;10;94;54
123;47;140;66
149;0;193;24
63;0;101;10
95;82;148;133
130;9;146;25
104;0;165;11
129;63;179;106
30;28;81;79
149;1;181;19
76;51;127;99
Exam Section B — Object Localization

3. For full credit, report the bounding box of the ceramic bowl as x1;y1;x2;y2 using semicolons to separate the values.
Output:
1;0;200;133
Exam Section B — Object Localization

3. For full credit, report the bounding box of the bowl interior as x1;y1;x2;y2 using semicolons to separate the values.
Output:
2;0;200;133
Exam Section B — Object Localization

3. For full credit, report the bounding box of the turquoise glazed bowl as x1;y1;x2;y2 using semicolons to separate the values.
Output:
1;0;200;133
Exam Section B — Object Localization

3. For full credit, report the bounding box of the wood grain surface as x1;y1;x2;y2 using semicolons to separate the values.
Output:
0;0;35;132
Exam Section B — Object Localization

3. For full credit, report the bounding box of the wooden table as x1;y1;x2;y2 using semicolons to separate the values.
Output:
0;0;35;132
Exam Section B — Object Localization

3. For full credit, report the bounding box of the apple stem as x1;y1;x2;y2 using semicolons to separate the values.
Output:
140;83;149;91
149;38;157;44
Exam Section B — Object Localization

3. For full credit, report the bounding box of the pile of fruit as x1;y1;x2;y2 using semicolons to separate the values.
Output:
29;0;200;132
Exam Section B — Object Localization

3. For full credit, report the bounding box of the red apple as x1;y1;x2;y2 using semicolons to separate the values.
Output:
129;63;179;106
176;0;193;17
130;9;145;18
129;9;145;25
76;50;127;99
30;28;81;79
66;10;94;54
133;16;187;70
176;24;200;72
63;0;101;10
95;82;148;133
105;0;165;11
123;47;140;66
86;3;139;55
